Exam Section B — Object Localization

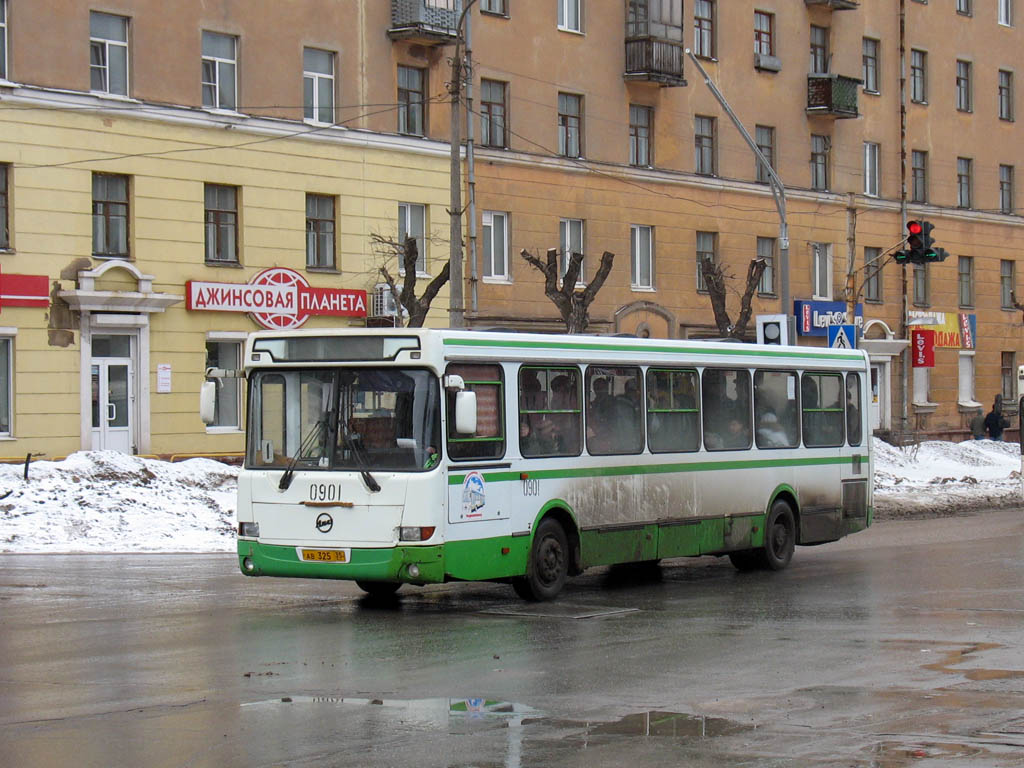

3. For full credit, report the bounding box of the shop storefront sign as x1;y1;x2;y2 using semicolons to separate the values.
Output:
0;268;49;309
911;329;935;368
793;300;864;337
186;267;367;330
907;311;976;349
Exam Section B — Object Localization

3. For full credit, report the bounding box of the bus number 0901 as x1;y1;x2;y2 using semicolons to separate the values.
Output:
522;478;541;497
309;483;344;502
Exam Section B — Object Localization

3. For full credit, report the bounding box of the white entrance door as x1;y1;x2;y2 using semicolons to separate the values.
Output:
870;364;885;432
91;335;135;453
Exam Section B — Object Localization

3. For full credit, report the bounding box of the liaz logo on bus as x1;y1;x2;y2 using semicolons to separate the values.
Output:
315;513;334;533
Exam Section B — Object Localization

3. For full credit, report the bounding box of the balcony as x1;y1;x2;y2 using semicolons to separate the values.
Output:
806;74;861;118
388;0;461;45
804;0;859;9
624;37;686;87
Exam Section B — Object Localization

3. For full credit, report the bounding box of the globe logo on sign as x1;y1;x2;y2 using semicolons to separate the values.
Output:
250;267;309;330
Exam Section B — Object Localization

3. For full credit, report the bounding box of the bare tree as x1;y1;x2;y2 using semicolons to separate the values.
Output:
699;256;767;339
520;248;614;334
370;233;450;328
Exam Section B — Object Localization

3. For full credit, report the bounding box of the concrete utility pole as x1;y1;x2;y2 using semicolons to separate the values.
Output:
687;50;792;342
448;0;478;329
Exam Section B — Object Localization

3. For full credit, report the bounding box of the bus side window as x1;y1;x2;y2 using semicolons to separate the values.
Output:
446;363;505;460
754;370;799;449
846;373;863;446
702;368;752;451
802;372;844;448
585;365;643;455
647;368;700;453
519;366;582;457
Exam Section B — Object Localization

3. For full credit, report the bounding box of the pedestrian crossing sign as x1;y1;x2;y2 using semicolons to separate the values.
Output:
828;324;856;349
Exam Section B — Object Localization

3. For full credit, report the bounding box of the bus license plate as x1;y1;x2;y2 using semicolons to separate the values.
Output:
301;549;348;563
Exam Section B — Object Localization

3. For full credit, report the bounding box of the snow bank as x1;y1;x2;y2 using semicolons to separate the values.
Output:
0;440;1020;553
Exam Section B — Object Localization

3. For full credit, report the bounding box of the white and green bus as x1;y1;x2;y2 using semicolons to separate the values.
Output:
212;328;872;601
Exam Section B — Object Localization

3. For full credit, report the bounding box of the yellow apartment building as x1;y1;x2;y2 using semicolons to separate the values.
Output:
0;0;1021;457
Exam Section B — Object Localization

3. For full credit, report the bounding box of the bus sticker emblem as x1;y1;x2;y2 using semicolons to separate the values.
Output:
462;472;485;519
315;513;334;533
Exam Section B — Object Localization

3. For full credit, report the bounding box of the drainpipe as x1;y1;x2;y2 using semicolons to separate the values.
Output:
899;0;909;438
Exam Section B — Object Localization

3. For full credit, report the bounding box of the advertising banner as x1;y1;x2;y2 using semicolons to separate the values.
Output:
911;329;935;368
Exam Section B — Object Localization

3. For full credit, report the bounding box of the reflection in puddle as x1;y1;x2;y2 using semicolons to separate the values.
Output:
583;711;747;740
243;695;539;725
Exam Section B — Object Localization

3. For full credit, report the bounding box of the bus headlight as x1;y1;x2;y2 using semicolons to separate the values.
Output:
238;522;260;538
407;564;421;579
399;526;436;542
242;557;255;572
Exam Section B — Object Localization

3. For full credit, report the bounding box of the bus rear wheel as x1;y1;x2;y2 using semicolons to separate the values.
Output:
355;580;402;597
728;500;796;572
512;518;569;601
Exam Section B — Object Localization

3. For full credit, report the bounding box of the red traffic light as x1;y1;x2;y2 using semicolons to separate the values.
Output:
907;221;923;235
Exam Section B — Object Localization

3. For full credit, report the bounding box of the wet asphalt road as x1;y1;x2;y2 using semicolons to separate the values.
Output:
1;509;1023;768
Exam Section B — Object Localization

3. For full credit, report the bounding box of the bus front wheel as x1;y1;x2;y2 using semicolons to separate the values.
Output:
355;580;402;597
512;518;569;601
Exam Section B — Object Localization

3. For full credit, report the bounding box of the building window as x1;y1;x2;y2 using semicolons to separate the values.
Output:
755;125;774;183
863;142;880;197
999;0;1013;25
0;164;8;249
0;0;7;80
204;184;238;263
757;236;776;295
303;48;335;124
910;49;927;103
205;340;241;429
90;12;129;96
999;70;1014;120
482;211;508;280
480;79;507;148
92;173;129;258
810;134;829;191
558;0;582;32
1001;259;1015;308
913;263;929;306
958;353;976;406
864;246;882;302
631;224;653;290
0;336;10;436
1000;165;1015;214
956;60;972;112
812;242;831;300
305;194;335;269
694;0;715;58
862;38;879;92
557;92;582;158
397;66;425;136
810;25;829;73
754;11;774;56
958;255;974;307
398;202;427;274
911;149;928;203
480;0;506;13
1002;352;1017;402
957;157;973;208
201;31;237;111
957;0;971;14
629;104;652;167
559;217;584;279
694;115;715;175
696;231;716;292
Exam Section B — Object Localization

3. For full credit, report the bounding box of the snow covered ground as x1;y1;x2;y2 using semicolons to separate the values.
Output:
0;439;1020;553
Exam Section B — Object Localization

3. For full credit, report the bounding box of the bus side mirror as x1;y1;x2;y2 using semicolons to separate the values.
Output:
454;390;477;435
199;381;217;425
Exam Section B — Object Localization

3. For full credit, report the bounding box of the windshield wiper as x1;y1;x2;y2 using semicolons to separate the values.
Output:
278;419;326;491
344;432;381;493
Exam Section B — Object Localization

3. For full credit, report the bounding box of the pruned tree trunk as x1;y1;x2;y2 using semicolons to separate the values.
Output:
520;248;615;334
699;256;767;339
372;234;450;328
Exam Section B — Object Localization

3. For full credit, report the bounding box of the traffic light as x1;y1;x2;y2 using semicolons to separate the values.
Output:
903;220;948;263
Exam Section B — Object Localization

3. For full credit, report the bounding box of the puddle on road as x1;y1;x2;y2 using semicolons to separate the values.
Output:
558;711;750;741
242;695;540;727
883;639;1023;683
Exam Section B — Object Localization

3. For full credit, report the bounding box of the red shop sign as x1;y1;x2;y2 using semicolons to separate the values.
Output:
911;329;935;368
187;267;367;330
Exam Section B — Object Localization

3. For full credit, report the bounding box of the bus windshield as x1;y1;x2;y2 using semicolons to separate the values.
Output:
247;368;441;472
